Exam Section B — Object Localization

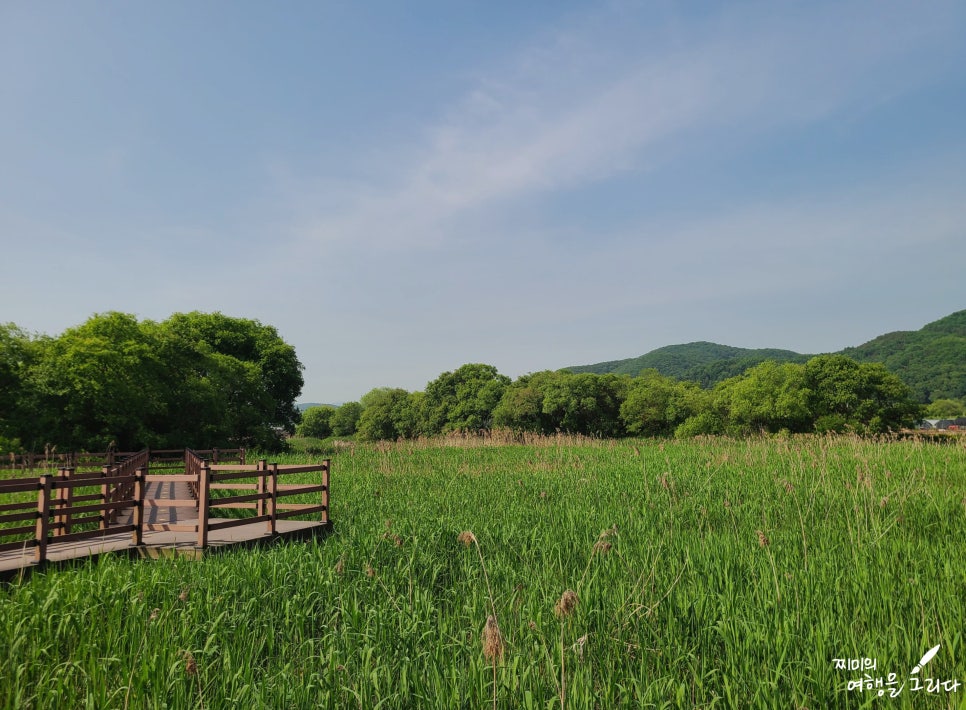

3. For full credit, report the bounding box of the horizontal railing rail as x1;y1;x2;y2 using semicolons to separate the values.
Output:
0;448;245;472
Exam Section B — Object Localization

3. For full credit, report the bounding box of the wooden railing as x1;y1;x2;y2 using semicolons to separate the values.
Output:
141;457;330;547
0;466;143;562
1;450;141;472
0;450;327;564
201;459;330;547
103;450;150;526
0;448;245;473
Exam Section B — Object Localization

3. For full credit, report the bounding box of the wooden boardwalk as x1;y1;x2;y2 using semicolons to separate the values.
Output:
0;450;331;582
0;518;326;579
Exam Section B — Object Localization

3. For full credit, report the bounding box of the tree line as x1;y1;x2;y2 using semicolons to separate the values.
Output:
0;312;303;453
298;357;924;442
0;312;931;454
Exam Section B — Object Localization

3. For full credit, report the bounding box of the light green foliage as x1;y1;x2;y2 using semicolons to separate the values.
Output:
23;312;169;450
3;437;965;707
674;410;725;438
925;399;965;418
296;406;336;439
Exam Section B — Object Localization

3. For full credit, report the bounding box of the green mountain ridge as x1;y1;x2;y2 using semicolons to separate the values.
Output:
566;310;966;402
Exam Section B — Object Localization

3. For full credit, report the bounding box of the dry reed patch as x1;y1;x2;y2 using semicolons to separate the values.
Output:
482;615;504;663
555;590;578;619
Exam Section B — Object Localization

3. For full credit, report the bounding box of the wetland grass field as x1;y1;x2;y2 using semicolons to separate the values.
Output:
2;434;965;708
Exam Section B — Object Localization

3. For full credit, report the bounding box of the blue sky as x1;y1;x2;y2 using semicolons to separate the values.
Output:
2;1;964;404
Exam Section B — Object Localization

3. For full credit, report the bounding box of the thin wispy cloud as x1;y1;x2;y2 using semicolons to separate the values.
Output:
294;0;960;256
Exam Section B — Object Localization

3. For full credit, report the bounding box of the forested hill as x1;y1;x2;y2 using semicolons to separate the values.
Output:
566;343;808;388
841;310;966;402
566;309;966;401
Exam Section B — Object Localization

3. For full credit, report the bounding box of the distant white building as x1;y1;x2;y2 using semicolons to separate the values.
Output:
919;418;966;430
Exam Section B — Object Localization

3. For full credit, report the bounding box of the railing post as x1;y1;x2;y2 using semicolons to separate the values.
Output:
256;459;266;518
100;466;111;530
132;467;146;546
54;468;66;536
267;462;278;535
197;464;210;548
240;448;246;465
66;467;74;534
212;447;219;465
35;475;52;563
322;459;330;525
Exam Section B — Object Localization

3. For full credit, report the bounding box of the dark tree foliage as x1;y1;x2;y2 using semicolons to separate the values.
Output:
0;324;42;452
160;312;303;447
492;370;630;437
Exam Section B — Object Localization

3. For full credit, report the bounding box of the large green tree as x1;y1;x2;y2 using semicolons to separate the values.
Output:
0;324;41;451
620;369;707;436
422;364;510;433
714;361;812;434
158;312;303;448
2;312;303;452
21;313;170;451
492;371;559;434
356;388;417;442
295;405;336;439
330;402;363;437
540;372;630;437
802;355;920;433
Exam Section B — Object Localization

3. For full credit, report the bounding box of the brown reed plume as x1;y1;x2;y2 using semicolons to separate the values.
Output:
555;590;578;710
181;650;205;710
756;529;769;547
555;590;578;619
482;615;505;710
482;615;505;662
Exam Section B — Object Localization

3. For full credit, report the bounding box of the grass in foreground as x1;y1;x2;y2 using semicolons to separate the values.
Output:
1;434;965;709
